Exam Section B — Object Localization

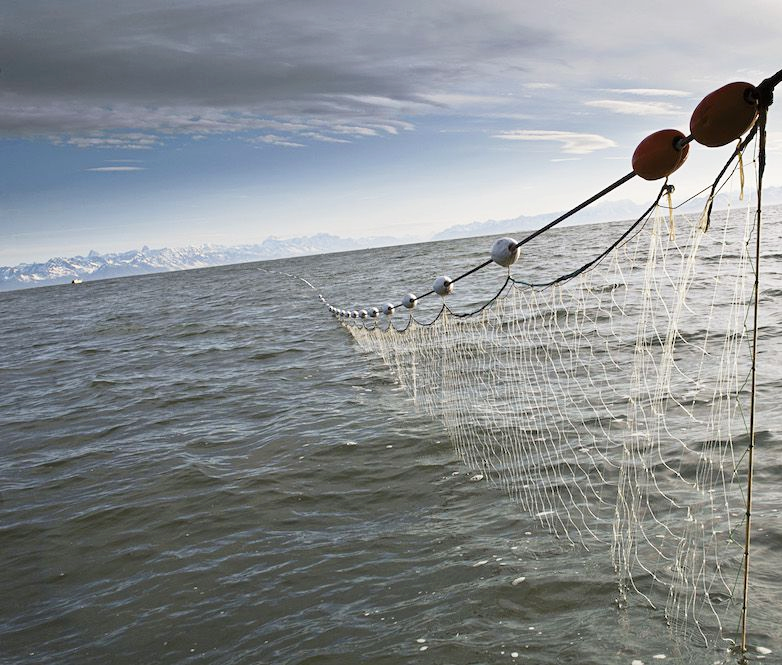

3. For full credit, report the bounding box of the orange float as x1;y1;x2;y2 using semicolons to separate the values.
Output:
631;129;689;181
690;82;758;147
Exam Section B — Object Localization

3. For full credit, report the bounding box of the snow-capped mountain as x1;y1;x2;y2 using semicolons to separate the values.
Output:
431;190;782;241
7;189;782;293
431;199;648;241
0;234;402;292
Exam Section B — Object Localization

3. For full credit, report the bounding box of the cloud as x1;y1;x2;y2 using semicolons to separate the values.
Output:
85;166;146;172
493;130;616;154
0;0;553;145
301;132;352;144
524;82;558;90
766;131;782;153
59;133;162;150
604;88;690;98
1;0;779;150
251;134;306;148
584;100;684;116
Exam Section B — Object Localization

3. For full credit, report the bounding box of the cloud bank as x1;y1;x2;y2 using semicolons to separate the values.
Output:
0;0;553;146
2;0;780;150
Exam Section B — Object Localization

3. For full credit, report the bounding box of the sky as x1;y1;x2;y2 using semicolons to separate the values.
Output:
2;0;782;265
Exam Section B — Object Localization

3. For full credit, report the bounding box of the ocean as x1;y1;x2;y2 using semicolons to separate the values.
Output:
2;214;781;665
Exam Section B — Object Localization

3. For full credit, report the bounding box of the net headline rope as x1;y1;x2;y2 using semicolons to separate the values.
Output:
322;70;779;324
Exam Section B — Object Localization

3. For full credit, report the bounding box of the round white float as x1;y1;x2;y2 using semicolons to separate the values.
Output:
491;237;520;268
433;275;453;296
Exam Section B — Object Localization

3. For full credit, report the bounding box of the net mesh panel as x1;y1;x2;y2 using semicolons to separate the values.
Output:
345;180;756;645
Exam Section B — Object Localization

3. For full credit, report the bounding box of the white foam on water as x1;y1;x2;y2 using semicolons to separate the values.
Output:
511;576;526;586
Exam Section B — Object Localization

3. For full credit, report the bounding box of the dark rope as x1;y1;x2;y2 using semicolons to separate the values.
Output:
512;172;636;252
514;183;672;288
388;171;636;309
701;123;760;231
451;258;494;285
447;274;514;318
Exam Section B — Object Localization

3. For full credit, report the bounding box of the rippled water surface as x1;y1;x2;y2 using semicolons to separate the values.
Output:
2;212;782;665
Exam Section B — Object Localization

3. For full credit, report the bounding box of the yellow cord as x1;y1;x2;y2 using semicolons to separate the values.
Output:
738;139;745;201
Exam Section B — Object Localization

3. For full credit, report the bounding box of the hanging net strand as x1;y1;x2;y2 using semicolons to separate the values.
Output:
285;69;781;651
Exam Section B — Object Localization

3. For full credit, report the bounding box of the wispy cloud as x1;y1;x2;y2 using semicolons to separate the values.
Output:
85;166;146;172
301;132;351;144
604;88;690;98
251;134;306;148
585;100;683;116
524;82;558;90
493;130;616;154
59;133;162;150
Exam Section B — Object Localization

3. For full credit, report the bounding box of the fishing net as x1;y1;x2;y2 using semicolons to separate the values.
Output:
342;159;757;646
311;73;782;650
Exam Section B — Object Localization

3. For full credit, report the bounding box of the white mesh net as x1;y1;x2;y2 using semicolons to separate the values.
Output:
344;169;757;645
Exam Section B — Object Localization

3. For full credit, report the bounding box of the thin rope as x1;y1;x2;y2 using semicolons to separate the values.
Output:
512;172;636;252
515;183;671;288
740;102;767;656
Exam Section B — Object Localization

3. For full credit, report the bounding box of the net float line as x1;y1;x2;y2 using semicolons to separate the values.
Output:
323;69;779;324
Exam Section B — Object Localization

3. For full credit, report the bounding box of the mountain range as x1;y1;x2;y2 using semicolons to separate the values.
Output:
4;188;782;292
433;187;782;240
0;234;402;292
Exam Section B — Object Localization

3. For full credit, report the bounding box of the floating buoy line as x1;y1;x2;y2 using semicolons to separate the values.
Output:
313;70;780;330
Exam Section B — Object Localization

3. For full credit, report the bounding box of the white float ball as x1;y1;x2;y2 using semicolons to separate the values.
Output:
383;303;395;315
433;275;453;296
491;237;520;268
370;307;379;318
359;309;368;318
351;310;358;318
402;293;417;309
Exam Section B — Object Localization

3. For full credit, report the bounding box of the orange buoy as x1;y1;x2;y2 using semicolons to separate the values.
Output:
631;129;689;181
690;82;758;147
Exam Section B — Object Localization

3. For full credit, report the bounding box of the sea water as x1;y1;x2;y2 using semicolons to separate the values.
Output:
2;215;781;664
